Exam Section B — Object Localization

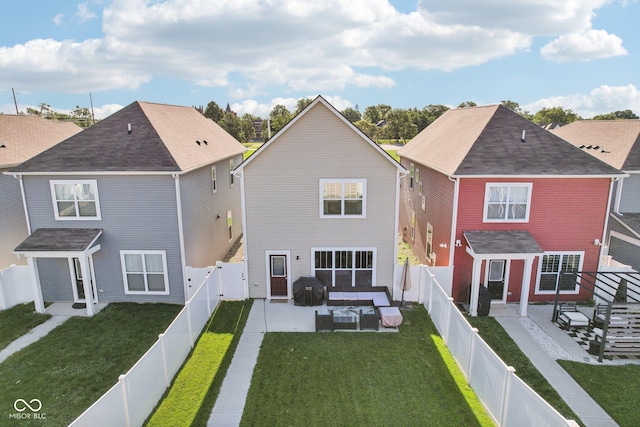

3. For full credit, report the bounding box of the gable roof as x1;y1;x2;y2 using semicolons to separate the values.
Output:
235;95;405;173
11;101;245;174
0;115;81;169
551;120;640;171
398;104;623;177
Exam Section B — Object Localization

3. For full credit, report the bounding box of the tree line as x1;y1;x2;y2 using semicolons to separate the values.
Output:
19;99;639;143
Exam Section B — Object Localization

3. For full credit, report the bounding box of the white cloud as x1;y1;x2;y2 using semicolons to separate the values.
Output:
76;3;96;23
92;103;124;119
52;13;64;26
0;0;624;97
541;29;627;62
524;84;640;118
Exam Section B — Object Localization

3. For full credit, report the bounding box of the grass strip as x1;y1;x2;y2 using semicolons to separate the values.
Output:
558;361;640;427
241;305;489;426
147;332;232;427
466;316;582;425
0;302;51;351
0;303;181;426
431;334;496;426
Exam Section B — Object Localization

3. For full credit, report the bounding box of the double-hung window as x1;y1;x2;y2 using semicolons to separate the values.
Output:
313;248;375;287
536;252;583;294
484;183;532;222
50;180;101;220
121;251;169;295
211;166;217;193
320;179;366;217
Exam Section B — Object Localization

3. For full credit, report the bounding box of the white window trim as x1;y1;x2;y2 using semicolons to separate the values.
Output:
535;251;584;295
50;180;102;221
227;209;233;242
229;159;235;187
319;179;367;218
211;165;217;193
483;182;532;223
311;247;377;287
120;250;170;295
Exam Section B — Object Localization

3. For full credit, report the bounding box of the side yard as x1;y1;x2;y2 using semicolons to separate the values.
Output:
0;303;181;426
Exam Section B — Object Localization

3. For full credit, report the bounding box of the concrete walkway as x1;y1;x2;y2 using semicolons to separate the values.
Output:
491;304;624;427
0;316;69;363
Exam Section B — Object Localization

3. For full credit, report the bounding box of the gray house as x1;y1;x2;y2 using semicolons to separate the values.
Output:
553;120;639;271
235;96;406;299
9;101;245;315
0;115;81;269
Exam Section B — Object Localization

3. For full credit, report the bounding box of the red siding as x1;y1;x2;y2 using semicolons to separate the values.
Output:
399;158;454;265
452;177;611;302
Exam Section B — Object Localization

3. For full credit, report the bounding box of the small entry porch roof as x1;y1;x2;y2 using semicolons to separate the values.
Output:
14;228;102;316
463;230;543;317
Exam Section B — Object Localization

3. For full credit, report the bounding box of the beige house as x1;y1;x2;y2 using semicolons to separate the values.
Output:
0;115;81;269
235;96;406;299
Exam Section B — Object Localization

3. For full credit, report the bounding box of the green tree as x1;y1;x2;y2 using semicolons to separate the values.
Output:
25;102;94;127
532;107;581;125
383;109;418;143
294;98;313;115
204;101;224;122
457;101;477;108
218;113;243;141
240;113;258;141
501;100;533;120
592;110;639;120
354;119;379;141
263;104;292;139
363;104;392;124
342;107;361;123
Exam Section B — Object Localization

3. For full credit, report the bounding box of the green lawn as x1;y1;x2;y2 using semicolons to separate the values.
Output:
241;305;494;426
0;302;51;351
466;316;582;425
0;303;181;426
558;361;640;427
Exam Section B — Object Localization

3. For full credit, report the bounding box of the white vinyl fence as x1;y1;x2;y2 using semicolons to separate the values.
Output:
0;265;34;310
70;264;227;427
422;266;579;427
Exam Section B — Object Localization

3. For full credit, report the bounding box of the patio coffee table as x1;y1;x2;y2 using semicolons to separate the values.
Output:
332;308;358;330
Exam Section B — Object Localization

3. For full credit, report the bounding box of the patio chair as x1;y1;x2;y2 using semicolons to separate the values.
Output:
315;310;334;332
557;303;590;330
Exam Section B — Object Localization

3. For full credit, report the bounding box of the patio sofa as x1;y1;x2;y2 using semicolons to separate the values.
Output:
326;284;391;307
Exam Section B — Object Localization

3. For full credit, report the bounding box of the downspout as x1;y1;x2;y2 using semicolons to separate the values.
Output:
237;169;250;299
448;175;460;266
601;177;618;262
393;169;406;300
15;174;31;234
173;174;189;301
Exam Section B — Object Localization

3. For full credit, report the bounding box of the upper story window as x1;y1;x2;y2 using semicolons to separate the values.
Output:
320;179;366;218
229;159;235;186
409;163;415;190
484;183;532;222
50;180;101;220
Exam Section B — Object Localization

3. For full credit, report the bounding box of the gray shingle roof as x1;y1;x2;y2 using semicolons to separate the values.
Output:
11;101;245;173
399;105;624;177
14;228;102;252
464;230;543;255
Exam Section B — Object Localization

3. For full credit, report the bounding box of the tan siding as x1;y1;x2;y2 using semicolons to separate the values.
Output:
243;102;399;298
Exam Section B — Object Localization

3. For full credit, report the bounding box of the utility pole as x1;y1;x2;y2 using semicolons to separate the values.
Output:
12;88;19;114
89;93;96;124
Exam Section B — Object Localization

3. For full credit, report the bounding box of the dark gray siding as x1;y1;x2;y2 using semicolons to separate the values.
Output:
23;174;185;303
620;174;640;213
609;236;640;271
0;171;28;268
180;154;243;267
37;258;74;301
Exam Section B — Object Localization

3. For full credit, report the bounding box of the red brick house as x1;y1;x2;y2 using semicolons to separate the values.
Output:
397;105;624;316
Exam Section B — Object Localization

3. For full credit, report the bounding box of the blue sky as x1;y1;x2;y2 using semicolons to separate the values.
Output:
1;0;639;119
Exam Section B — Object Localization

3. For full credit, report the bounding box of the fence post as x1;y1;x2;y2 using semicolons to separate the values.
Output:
427;269;434;313
119;374;131;427
467;328;479;380
443;297;454;342
216;261;223;300
186;301;194;347
0;267;6;310
159;333;170;388
499;366;516;426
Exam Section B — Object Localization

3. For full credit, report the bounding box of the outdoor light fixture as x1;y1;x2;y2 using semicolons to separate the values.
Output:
455;240;462;247
439;243;447;248
594;239;602;246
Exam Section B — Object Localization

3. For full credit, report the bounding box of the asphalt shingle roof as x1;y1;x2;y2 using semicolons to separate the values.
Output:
398;104;623;177
464;230;543;255
551;120;640;171
14;228;102;252
11;101;245;173
0;115;81;168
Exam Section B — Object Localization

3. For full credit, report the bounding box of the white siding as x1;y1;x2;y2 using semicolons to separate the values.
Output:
242;102;399;298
